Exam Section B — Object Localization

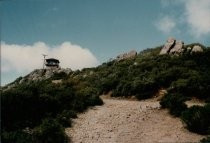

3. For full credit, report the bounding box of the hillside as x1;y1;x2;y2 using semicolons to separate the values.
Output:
1;39;210;143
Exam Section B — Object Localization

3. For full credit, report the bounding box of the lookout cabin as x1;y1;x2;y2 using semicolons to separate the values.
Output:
45;58;60;68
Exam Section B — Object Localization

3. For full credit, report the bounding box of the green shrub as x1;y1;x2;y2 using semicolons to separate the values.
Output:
112;79;158;100
181;104;210;135
33;118;66;143
99;78;119;94
51;72;68;80
1;130;32;143
85;95;103;106
160;93;188;116
1;79;104;142
56;110;77;127
134;80;158;100
200;136;210;143
112;80;133;97
78;87;103;106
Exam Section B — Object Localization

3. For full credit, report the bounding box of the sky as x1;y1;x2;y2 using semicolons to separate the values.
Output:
1;0;210;85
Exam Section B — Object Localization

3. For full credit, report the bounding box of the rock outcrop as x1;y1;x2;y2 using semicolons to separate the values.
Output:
21;68;72;83
169;41;184;55
159;37;176;55
116;50;137;61
3;68;72;90
160;38;204;56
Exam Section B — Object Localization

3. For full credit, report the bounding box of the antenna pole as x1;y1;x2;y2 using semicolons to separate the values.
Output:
42;54;47;69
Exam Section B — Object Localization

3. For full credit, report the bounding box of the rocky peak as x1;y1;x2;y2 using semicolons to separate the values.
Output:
3;68;72;90
160;38;203;56
21;68;72;83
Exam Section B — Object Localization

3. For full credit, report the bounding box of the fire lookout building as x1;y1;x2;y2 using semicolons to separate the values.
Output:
45;58;60;68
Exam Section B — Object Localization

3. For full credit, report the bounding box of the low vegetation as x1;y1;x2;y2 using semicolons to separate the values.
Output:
182;104;210;135
1;80;103;143
201;136;210;143
160;93;188;117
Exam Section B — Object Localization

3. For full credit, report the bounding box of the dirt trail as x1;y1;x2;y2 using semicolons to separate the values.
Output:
65;98;205;143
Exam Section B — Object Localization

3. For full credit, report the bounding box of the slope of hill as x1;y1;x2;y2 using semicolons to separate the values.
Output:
1;40;210;143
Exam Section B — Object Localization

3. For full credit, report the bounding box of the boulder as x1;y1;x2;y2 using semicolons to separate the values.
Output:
160;39;205;56
191;45;203;53
52;79;62;84
160;37;176;55
116;50;137;61
160;38;186;56
128;50;137;57
169;41;184;55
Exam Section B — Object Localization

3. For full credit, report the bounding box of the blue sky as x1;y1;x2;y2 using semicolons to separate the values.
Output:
1;0;210;85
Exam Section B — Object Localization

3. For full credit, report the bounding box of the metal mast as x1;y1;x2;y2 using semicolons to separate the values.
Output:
42;54;47;69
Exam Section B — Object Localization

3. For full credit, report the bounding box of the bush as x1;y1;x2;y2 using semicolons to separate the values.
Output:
155;67;184;88
1;130;32;143
85;95;103;106
1;79;104;142
200;136;210;143
99;78;119;94
33;118;67;143
78;87;103;106
134;80;158;100
51;72;68;80
181;104;210;135
112;80;133;97
112;79;158;100
56;110;77;127
160;93;188;116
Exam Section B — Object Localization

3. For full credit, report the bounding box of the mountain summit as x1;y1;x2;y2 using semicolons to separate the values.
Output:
160;37;204;55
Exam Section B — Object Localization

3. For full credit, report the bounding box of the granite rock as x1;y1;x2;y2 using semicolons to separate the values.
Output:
169;41;184;55
159;37;176;55
191;45;203;53
116;50;137;61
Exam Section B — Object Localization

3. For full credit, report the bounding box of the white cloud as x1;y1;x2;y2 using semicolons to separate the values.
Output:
183;0;210;38
155;16;176;33
158;0;210;38
2;41;99;73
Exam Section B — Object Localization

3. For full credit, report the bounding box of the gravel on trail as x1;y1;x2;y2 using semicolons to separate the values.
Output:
65;98;205;143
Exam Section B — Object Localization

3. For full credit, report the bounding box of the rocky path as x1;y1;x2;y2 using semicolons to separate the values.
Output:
65;98;205;143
